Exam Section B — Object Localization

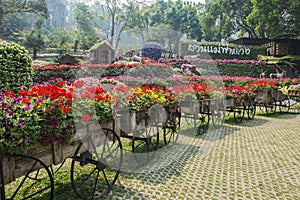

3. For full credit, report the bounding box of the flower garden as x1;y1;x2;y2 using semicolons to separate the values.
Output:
1;40;300;199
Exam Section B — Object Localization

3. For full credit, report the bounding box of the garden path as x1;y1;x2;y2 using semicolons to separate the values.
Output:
107;113;300;200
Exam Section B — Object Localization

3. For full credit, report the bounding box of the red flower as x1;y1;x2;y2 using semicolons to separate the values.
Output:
21;98;31;105
58;81;65;87
82;114;91;122
63;107;71;114
73;80;85;88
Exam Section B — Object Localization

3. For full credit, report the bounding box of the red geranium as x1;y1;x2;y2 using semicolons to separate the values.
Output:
82;114;92;122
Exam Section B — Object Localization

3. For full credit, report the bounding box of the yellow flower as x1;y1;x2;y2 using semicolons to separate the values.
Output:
158;96;166;103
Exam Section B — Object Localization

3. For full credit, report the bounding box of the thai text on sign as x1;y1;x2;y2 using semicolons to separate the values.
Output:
187;43;251;55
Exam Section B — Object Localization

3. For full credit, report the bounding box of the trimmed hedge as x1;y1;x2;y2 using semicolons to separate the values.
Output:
0;40;33;92
180;40;266;60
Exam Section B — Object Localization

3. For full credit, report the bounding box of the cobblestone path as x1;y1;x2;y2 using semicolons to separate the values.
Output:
107;113;300;200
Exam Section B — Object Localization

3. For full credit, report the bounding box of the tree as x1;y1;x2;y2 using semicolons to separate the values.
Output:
0;0;48;26
125;0;202;42
74;3;100;50
24;17;45;59
45;0;67;29
93;0;153;50
247;0;300;38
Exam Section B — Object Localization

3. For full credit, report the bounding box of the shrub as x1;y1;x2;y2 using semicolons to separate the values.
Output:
0;40;33;92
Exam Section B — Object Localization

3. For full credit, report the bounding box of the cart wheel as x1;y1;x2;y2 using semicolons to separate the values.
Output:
27;160;66;181
233;100;245;123
194;104;210;135
266;97;276;114
279;96;290;113
212;109;225;128
70;128;123;199
132;116;159;164
3;154;54;200
247;98;256;120
163;110;181;145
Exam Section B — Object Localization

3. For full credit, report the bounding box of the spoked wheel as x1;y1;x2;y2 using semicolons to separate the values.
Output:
233;100;245;123
132;116;159;164
279;96;290;113
163;110;181;145
2;154;54;199
247;98;256;120
211;99;225;129
212;109;225;128
266;97;276;115
194;104;210;135
27;160;66;181
70;128;123;200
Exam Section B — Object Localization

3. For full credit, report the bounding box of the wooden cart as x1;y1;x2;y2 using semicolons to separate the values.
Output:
0;122;123;200
254;90;277;115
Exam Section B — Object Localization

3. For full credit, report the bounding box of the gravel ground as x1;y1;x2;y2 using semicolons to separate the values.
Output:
106;113;300;200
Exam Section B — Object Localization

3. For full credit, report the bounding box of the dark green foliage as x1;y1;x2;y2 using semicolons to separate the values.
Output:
0;40;33;92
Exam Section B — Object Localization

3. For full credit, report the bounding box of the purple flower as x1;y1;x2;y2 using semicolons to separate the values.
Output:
45;125;51;131
16;123;24;128
1;102;6;109
25;105;32;111
51;121;59;127
21;134;27;139
51;133;57;139
50;117;57;123
9;137;15;142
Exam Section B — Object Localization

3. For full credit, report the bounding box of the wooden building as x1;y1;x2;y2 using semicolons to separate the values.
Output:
90;41;115;64
230;37;300;56
264;39;300;56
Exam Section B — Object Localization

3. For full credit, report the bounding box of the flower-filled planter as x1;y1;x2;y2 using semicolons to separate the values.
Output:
180;99;199;115
254;90;272;103
115;111;148;137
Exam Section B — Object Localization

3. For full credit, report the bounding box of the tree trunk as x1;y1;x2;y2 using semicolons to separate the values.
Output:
110;13;115;47
33;48;37;60
74;40;78;52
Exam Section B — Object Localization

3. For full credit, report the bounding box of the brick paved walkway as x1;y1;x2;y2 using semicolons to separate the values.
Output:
107;113;300;200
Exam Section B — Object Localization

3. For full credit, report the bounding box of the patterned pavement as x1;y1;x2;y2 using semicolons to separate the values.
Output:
106;113;300;200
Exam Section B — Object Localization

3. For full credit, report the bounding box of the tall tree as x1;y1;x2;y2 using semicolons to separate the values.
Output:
0;0;48;26
45;0;67;29
247;0;300;38
24;17;45;59
74;3;100;50
93;0;153;50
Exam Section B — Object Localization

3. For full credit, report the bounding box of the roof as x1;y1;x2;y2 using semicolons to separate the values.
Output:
230;37;300;46
229;38;270;46
142;42;162;50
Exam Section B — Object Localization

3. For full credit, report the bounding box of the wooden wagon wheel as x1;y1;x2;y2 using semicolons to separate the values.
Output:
194;103;210;135
211;99;225;128
70;128;123;199
0;154;54;200
163;110;181;146
132;116;159;164
246;97;256;120
27;160;66;181
279;96;290;113
233;99;245;123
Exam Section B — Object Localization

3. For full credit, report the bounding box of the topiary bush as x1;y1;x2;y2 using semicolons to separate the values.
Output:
0;40;33;92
